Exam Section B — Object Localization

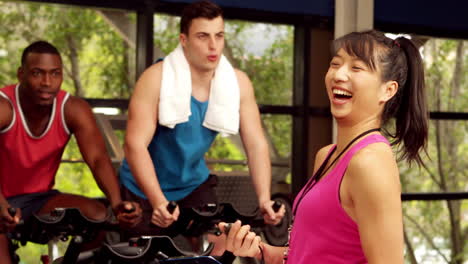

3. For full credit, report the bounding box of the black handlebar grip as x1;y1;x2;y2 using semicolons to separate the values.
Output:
7;207;16;217
223;223;232;235
167;201;177;214
272;201;282;212
123;203;136;214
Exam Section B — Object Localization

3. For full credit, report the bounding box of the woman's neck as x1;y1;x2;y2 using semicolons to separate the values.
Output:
335;118;381;153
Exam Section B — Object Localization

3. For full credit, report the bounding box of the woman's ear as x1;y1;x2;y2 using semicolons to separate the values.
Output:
380;80;398;103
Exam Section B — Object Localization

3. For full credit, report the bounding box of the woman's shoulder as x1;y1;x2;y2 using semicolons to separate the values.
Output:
350;142;395;168
347;142;399;189
352;141;394;164
313;144;335;173
316;144;335;160
318;144;335;156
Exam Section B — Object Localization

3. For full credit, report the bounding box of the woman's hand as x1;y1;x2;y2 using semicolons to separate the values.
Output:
219;220;262;259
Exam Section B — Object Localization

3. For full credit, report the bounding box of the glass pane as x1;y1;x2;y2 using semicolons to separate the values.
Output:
0;1;136;99
384;33;468;264
206;135;247;172
403;200;468;263
205;114;292;182
421;38;468;113
153;13;180;55
224;20;294;106
262;114;292;185
399;120;468;193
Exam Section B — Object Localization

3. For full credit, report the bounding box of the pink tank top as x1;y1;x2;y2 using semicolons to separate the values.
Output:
286;134;389;264
0;84;70;198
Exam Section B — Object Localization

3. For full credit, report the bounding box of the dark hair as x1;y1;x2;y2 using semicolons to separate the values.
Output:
21;41;61;66
180;0;223;35
332;30;428;166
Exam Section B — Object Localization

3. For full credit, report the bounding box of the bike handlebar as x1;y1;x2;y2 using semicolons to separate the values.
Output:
10;201;281;264
180;201;282;237
122;203;136;214
167;201;177;214
8;207;16;217
8;207;117;245
74;201;279;263
272;200;282;212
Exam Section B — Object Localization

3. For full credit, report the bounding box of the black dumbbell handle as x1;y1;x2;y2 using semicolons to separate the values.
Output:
8;207;16;217
167;201;177;214
223;223;232;235
221;202;282;236
272;201;282;212
7;207;24;226
122;203;136;214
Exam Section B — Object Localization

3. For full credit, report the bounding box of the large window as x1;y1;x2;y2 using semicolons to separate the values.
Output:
0;1;136;99
394;35;468;264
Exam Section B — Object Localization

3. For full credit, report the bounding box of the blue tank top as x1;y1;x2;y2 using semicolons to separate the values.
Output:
119;96;218;201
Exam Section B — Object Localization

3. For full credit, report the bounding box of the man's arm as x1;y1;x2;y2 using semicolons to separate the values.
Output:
235;70;284;224
347;144;404;264
64;96;123;209
65;97;142;226
0;96;21;229
124;62;178;227
0;96;12;132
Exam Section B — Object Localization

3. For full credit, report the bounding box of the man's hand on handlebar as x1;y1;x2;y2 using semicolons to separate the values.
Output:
260;200;285;226
113;201;142;228
151;201;179;228
0;205;21;233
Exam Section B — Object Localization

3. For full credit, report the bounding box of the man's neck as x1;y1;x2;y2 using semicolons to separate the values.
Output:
190;66;215;102
190;66;215;88
18;84;52;121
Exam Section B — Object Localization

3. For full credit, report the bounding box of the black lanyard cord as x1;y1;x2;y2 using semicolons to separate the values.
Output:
292;128;381;217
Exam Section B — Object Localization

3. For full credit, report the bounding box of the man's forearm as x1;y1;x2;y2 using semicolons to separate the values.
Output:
251;171;271;204
125;146;166;208
91;158;122;208
0;192;9;209
247;145;272;204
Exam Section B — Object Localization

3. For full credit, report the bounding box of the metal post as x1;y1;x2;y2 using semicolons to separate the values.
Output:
136;0;155;79
291;25;311;196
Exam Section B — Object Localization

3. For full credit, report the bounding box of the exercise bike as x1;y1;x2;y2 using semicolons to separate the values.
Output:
8;201;281;263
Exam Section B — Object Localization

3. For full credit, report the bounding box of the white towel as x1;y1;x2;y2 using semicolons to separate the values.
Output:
159;44;240;136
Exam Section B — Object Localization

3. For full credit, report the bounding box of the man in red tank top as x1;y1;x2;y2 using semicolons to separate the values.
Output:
0;41;142;263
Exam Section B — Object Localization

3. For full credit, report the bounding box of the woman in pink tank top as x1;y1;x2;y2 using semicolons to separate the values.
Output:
219;30;429;264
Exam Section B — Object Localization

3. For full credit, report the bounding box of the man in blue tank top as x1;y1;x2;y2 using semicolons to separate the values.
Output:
118;0;285;248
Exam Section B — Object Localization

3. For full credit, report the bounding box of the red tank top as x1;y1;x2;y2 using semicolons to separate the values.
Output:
0;84;70;198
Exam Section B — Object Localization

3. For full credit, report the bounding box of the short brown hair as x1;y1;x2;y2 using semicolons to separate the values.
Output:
180;0;223;35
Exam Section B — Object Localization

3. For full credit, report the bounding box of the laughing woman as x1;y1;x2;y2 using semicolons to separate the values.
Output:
220;30;428;264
